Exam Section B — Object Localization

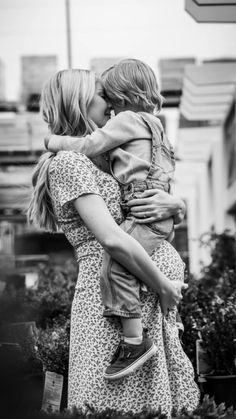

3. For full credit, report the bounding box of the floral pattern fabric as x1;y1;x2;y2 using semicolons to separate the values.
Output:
49;151;200;415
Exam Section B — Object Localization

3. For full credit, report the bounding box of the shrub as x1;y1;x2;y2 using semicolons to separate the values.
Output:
0;258;77;328
26;259;77;329
4;396;236;419
36;317;70;377
180;232;236;375
0;258;77;377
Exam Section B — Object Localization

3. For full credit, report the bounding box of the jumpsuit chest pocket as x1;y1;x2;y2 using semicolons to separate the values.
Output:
153;143;175;184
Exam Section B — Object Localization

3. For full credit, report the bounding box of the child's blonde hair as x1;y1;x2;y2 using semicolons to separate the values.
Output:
28;69;97;232
102;59;163;114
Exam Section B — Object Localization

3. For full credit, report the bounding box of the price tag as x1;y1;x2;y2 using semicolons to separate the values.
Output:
41;371;64;412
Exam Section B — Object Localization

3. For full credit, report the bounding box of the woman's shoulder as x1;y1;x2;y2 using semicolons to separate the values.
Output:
49;150;101;199
50;150;95;173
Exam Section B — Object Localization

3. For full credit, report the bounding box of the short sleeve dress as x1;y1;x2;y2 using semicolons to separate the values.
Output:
49;151;199;415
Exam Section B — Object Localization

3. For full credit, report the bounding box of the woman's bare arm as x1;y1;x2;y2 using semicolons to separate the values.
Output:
127;189;186;225
74;193;187;315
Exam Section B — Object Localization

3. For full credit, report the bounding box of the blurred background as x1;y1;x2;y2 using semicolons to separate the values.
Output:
0;0;236;291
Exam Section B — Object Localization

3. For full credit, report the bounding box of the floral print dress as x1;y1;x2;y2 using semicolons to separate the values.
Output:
49;151;200;415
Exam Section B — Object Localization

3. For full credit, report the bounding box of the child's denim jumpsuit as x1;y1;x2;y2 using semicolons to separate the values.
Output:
100;112;175;318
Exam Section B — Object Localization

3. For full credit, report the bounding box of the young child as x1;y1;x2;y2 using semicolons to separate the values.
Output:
46;59;178;381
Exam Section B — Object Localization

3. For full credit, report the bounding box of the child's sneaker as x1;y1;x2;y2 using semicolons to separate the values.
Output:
104;329;157;381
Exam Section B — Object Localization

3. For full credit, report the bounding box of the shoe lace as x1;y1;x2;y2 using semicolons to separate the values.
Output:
111;342;132;364
110;342;123;364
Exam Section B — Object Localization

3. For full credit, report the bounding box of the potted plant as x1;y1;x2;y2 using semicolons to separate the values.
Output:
198;293;236;407
0;258;77;414
35;317;70;411
180;232;236;408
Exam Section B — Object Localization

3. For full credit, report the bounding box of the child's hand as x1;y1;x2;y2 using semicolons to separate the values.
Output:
159;280;188;315
44;134;64;152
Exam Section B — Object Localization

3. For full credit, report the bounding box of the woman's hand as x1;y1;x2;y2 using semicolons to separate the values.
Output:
159;280;188;315
127;189;186;225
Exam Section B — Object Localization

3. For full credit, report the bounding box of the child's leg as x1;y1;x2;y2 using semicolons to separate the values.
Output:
121;317;143;343
101;218;167;380
100;247;142;319
100;218;166;320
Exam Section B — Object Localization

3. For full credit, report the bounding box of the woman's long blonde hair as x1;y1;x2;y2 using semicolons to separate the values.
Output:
27;69;97;232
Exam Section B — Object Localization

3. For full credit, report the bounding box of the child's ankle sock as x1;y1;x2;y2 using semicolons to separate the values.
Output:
124;336;143;345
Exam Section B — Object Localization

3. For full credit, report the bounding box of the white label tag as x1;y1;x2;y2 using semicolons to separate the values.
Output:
41;371;64;412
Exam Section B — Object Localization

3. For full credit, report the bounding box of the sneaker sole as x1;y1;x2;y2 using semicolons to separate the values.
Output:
104;343;157;381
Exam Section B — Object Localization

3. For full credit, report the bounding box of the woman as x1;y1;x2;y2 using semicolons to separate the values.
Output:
28;69;199;415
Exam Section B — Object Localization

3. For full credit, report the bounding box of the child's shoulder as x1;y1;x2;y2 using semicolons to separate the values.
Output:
139;111;163;124
112;110;145;125
138;112;164;131
109;111;164;132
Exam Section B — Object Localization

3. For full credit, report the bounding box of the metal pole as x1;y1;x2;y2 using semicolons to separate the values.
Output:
65;0;72;68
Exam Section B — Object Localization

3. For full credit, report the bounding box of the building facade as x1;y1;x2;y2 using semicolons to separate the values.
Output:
175;62;236;275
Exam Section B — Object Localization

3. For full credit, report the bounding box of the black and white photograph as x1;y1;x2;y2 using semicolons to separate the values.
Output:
0;1;236;418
